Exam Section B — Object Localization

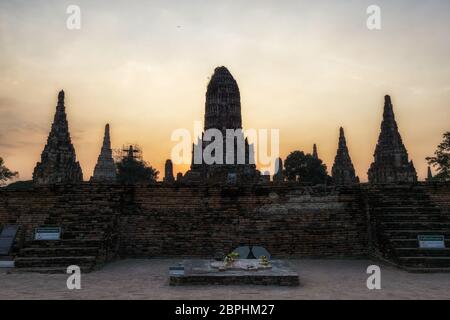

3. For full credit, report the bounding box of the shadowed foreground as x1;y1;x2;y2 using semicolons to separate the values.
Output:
1;259;450;300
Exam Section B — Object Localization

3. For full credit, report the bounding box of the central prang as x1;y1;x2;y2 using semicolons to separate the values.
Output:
182;66;260;184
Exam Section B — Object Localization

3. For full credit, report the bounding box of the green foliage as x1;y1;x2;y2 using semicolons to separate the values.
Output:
284;151;329;185
259;255;270;266
224;252;240;265
427;131;450;181
116;157;159;185
0;157;18;186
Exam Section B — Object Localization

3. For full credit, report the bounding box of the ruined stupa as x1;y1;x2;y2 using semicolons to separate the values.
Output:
183;66;259;184
427;166;433;182
33;90;83;184
163;159;175;183
368;95;417;184
273;157;284;183
332;127;358;185
91;124;116;182
312;144;319;159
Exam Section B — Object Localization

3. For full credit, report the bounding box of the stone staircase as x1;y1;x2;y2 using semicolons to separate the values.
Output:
14;193;118;273
368;185;450;272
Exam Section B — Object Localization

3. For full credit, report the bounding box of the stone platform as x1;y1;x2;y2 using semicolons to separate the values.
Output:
169;259;300;286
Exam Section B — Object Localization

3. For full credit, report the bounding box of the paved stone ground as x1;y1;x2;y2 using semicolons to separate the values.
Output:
1;259;449;300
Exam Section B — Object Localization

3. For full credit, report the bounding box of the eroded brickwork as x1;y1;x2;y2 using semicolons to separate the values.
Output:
119;184;367;258
1;183;449;272
0;184;367;260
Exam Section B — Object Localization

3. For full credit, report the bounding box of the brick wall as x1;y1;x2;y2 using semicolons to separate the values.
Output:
424;183;450;214
3;183;448;261
117;184;369;258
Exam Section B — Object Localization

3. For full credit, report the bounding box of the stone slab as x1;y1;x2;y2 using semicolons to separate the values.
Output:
169;259;299;286
0;260;14;268
0;225;18;255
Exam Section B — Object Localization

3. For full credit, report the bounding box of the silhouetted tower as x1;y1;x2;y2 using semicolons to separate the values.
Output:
273;157;284;183
427;166;433;182
332;127;357;185
184;66;259;183
163;159;175;183
33;90;83;184
312;144;318;159
91;124;116;182
368;95;417;183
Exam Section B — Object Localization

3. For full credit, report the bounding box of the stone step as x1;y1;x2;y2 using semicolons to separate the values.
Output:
372;193;431;204
60;234;105;241
26;239;103;248
374;205;439;211
45;220;113;225
375;199;433;204
384;230;450;239
62;230;106;235
15;256;97;268
381;222;450;229
373;210;442;217
9;266;94;274
373;206;439;213
395;248;450;257
375;216;445;223
391;239;450;247
398;256;450;268
20;246;99;257
402;267;450;273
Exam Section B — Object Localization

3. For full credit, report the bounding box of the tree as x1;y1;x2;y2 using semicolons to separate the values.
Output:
116;156;159;185
0;157;18;186
426;131;450;181
284;151;329;185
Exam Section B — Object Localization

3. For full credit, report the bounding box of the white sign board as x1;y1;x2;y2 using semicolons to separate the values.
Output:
34;227;61;241
0;260;14;268
418;235;445;249
169;266;185;276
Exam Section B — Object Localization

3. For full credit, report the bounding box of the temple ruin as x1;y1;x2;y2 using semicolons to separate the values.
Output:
2;67;449;275
32;90;83;184
91;124;116;182
368;95;417;184
183;66;260;184
332;127;358;185
163;159;175;183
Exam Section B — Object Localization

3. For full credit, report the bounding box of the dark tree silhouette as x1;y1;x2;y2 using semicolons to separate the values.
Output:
116;156;159;185
0;157;18;186
284;151;329;185
4;180;33;190
427;131;450;181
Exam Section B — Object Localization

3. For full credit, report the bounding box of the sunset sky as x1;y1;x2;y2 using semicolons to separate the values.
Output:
0;0;449;182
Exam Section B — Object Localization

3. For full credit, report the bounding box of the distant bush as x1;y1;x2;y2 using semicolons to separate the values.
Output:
3;180;33;190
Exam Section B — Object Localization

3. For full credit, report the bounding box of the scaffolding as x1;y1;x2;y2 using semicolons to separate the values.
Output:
113;144;143;162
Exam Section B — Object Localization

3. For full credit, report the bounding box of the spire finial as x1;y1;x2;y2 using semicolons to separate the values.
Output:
102;123;111;149
58;90;65;103
105;123;110;136
384;95;391;104
312;144;318;159
383;94;395;120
